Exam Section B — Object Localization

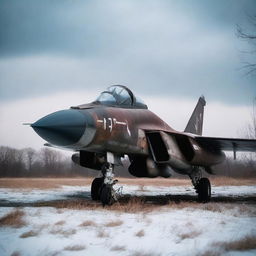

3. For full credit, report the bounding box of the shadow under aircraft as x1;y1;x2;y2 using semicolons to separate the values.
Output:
30;85;256;205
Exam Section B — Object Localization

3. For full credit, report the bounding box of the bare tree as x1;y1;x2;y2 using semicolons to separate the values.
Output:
245;97;256;139
0;146;26;176
237;15;256;75
40;148;63;175
24;147;36;172
240;98;256;172
0;146;14;176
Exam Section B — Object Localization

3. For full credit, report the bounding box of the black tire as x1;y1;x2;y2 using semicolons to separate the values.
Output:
197;177;211;203
100;184;113;206
91;177;104;201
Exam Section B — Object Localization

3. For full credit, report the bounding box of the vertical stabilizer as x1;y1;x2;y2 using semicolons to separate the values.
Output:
184;96;206;135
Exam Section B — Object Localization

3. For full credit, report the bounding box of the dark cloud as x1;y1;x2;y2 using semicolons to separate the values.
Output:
1;0;255;57
0;0;99;57
0;0;255;104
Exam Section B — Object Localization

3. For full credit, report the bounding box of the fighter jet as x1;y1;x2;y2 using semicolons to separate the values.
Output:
30;85;256;205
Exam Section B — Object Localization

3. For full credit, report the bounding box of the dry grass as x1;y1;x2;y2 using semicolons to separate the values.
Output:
1;177;254;190
179;230;202;240
199;235;256;256
64;245;86;251
210;176;256;186
135;229;145;237
0;178;93;189
50;227;76;237
108;197;163;213
34;196;163;213
166;202;256;216
104;220;123;227
0;210;26;228
132;252;161;256
54;220;65;226
213;235;256;251
111;245;126;251
20;230;39;238
79;220;97;227
197;250;221;256
120;177;191;186
27;196;256;216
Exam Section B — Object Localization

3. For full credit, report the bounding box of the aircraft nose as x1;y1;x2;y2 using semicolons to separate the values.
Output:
31;109;87;146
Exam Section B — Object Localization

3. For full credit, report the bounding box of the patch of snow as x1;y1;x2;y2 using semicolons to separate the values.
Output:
0;184;255;256
0;206;255;256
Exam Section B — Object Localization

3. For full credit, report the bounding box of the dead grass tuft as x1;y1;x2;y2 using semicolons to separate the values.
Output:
104;220;123;227
108;197;161;213
79;220;97;227
54;220;65;226
20;230;39;238
111;245;126;251
179;230;201;240
0;210;26;228
50;227;76;237
132;251;161;256
166;202;256;216
197;250;221;256
135;229;145;237
167;201;197;209
64;245;86;251
213;235;256;251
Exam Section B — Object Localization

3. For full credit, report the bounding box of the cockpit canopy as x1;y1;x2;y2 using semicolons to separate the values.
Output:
94;85;148;109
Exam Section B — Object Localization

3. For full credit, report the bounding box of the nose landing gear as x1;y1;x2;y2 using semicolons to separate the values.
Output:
91;154;119;206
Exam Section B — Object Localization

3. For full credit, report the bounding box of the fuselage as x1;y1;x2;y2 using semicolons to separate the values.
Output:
32;104;175;154
31;85;226;177
82;105;175;153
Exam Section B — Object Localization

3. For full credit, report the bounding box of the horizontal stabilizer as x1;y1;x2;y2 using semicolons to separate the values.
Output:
195;136;256;152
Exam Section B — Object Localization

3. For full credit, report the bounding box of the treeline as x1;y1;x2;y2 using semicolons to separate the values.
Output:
0;146;255;178
0;146;100;177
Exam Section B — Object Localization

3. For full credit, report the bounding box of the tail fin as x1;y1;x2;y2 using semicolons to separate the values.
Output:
184;96;206;135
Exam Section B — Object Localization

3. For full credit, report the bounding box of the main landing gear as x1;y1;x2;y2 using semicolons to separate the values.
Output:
189;167;211;203
91;162;118;206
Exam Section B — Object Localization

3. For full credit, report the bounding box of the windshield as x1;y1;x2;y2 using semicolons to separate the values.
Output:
107;86;132;105
95;85;148;109
96;92;117;105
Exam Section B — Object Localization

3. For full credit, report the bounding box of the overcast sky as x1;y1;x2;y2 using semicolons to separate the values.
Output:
0;0;255;150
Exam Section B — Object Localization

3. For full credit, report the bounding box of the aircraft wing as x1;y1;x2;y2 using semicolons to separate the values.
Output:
194;136;256;152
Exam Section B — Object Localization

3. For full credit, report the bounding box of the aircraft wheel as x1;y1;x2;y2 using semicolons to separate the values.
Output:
197;177;211;203
91;177;104;201
100;184;113;206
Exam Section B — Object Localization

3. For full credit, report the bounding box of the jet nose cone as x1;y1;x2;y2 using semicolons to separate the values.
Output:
32;109;86;146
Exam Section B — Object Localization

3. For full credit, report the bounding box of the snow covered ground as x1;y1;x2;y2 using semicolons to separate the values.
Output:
0;183;255;256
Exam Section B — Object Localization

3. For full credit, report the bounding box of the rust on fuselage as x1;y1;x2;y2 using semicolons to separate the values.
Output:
82;105;175;155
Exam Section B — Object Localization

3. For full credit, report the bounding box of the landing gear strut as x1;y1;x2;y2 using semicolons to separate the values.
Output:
189;167;211;203
91;160;118;206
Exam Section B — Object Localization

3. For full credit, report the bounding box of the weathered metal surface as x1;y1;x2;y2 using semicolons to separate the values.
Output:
31;85;256;178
